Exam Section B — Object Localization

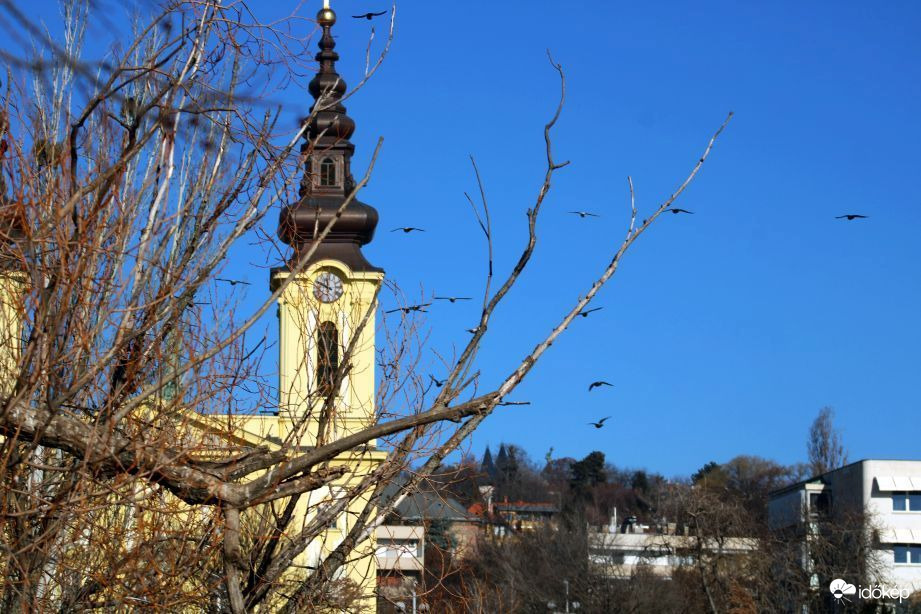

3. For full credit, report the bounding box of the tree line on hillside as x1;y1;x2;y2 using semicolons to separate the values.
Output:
397;407;914;613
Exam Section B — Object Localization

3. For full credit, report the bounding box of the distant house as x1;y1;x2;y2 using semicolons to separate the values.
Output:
379;477;480;559
495;500;559;532
468;497;560;536
768;459;921;598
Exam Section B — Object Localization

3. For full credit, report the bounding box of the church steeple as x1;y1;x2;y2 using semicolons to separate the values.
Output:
278;4;380;272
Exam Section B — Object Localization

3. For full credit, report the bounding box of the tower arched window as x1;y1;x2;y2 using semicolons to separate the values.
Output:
319;157;337;187
316;321;339;395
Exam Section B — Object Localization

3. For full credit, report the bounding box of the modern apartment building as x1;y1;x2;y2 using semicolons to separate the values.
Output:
769;459;921;597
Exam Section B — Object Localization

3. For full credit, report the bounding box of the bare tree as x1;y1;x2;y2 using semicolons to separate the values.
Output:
807;406;848;476
0;1;732;611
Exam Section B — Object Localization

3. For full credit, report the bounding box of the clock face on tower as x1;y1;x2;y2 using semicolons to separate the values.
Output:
313;271;344;303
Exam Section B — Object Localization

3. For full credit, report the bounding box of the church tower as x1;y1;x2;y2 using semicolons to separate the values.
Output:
275;3;383;447
269;4;386;608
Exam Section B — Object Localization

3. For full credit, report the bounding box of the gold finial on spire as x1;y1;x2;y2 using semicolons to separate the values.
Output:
318;0;335;26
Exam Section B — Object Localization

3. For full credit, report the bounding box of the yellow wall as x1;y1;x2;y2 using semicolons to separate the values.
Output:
274;261;382;447
0;271;24;395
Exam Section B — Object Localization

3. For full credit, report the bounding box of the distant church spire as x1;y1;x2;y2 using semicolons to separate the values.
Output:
277;4;380;272
481;446;498;484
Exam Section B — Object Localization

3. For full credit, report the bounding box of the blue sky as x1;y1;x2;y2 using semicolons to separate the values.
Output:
20;1;921;477
339;0;921;476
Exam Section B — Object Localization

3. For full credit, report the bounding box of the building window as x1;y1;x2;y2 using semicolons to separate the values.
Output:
809;491;831;516
893;545;921;565
892;492;921;512
319;157;337;187
316;321;339;396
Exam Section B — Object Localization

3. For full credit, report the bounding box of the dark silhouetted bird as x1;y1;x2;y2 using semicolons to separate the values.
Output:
385;303;431;314
569;211;600;218
430;375;446;388
669;208;694;214
588;416;612;429
835;214;868;220
577;307;603;318
216;278;251;286
588;381;613;391
434;296;471;303
352;11;387;20
391;227;425;233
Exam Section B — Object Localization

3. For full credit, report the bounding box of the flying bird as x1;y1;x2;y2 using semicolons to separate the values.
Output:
391;227;425;233
434;296;471;303
385;303;431;314
835;214;868;220
588;381;614;391
430;375;446;388
216;278;251;286
588;416;612;429
668;208;695;215
577;307;603;318
569;211;600;218
352;11;387;20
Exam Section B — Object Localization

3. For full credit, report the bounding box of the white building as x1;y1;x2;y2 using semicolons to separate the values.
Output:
768;459;921;594
375;525;425;610
588;528;756;579
375;525;425;576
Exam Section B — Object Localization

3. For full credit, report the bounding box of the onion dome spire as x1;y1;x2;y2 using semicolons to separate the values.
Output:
278;4;380;272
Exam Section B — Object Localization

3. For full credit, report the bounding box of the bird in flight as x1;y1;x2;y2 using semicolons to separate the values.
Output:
588;381;613;391
588;416;612;429
430;375;446;388
391;227;425;233
668;208;695;215
569;211;600;218
577;307;603;318
434;296;471;303
835;214;868;220
216;278;251;286
352;11;387;20
385;303;431;314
